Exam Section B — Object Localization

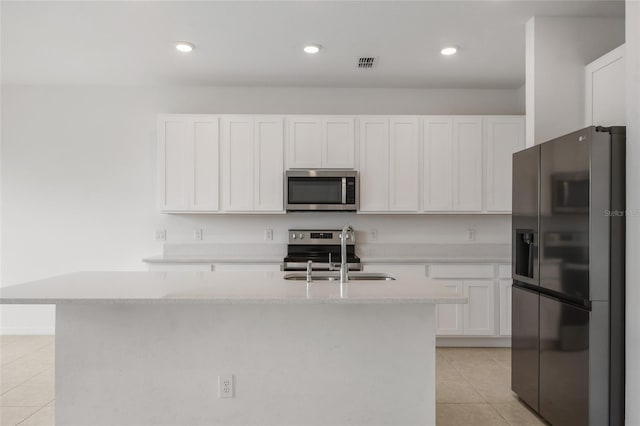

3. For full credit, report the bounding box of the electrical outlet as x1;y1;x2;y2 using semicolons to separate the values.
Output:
370;229;379;241
264;228;273;241
193;229;203;241
467;229;476;241
219;374;234;398
154;229;166;241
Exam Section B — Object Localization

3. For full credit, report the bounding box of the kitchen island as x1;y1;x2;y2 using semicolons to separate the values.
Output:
0;271;465;426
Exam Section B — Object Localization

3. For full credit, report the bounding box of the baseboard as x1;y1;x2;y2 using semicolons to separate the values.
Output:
0;327;55;335
437;336;511;347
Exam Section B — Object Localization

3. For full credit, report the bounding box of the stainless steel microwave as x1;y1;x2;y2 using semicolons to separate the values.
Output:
285;170;358;212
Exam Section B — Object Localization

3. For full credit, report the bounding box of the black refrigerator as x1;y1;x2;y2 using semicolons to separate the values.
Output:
511;126;625;426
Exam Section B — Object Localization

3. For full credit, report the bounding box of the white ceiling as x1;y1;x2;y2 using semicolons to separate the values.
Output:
1;1;624;89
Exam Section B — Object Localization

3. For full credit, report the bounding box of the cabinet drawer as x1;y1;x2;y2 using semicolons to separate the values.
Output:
213;263;282;272
429;264;494;279
363;264;426;275
147;263;213;272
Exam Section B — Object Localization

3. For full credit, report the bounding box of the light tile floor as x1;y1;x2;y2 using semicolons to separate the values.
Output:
1;336;545;426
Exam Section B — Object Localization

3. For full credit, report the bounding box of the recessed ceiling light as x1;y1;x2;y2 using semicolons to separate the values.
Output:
304;44;322;54
441;46;458;56
175;42;195;53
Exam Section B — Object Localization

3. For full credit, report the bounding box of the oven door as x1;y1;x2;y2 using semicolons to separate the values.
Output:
286;170;357;211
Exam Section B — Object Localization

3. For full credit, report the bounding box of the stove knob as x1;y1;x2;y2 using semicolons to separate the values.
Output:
291;233;297;239
298;233;304;239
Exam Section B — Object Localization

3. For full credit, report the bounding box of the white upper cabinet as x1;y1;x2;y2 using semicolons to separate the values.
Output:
287;116;355;169
359;117;390;211
287;117;322;168
254;117;285;211
453;117;483;212
422;116;484;213
221;116;284;212
158;115;219;213
359;117;420;212
389;117;420;211
485;116;525;212
423;117;454;211
585;44;626;127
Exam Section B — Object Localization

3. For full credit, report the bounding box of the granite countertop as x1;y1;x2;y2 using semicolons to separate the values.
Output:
0;271;466;305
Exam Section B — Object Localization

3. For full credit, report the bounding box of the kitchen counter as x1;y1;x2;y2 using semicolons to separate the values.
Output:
1;270;463;425
142;242;511;265
0;270;465;304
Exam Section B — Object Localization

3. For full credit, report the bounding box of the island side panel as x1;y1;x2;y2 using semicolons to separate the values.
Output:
56;303;436;426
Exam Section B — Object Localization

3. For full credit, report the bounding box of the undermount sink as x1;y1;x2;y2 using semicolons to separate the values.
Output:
283;272;396;281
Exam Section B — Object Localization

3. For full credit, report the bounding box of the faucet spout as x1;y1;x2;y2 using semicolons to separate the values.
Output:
340;225;354;284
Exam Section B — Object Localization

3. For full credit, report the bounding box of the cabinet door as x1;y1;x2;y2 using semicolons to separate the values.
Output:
323;117;355;169
462;280;495;336
499;279;512;336
287;117;322;168
359;117;389;212
453;117;483;211
389;117;419;211
254;117;284;211
423;117;454;211
158;116;190;211
436;280;464;336
485;117;524;212
191;117;220;211
222;116;254;211
585;44;625;127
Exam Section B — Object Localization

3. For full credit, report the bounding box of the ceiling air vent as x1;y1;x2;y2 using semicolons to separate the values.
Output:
357;57;376;69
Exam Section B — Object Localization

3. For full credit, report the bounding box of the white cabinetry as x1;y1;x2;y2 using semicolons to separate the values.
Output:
585;44;626;127
221;116;284;212
158;115;220;213
452;117;483;212
499;279;512;336
146;263;282;272
421;117;485;212
435;280;464;335
423;117;454;211
359;117;419;212
429;264;497;337
462;280;495;335
286;116;355;169
485;116;525;212
498;264;512;336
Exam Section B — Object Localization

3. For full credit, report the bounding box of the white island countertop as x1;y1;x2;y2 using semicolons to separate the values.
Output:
0;271;466;305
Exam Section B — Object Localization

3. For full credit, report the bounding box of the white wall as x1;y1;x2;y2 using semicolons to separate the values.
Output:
625;1;639;423
0;85;521;334
525;17;625;145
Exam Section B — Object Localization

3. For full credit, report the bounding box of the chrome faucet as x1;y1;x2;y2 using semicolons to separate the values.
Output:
340;225;354;283
306;260;313;283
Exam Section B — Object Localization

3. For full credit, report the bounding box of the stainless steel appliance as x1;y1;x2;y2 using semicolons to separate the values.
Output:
283;229;362;271
285;170;358;212
511;126;625;426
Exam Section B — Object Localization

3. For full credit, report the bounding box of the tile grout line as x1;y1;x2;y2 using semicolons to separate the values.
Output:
15;398;54;426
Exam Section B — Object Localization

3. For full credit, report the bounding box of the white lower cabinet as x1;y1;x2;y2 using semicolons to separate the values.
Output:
462;280;496;336
146;263;214;272
499;279;512;336
430;263;506;338
362;263;426;275
435;280;464;335
146;263;282;272
213;263;282;272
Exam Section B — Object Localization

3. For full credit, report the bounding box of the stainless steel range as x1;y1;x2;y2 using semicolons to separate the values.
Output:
283;229;362;271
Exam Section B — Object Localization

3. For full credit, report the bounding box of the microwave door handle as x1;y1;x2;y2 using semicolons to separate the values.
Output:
341;178;347;204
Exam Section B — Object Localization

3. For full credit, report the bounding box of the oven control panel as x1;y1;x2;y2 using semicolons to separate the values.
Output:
288;229;355;245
